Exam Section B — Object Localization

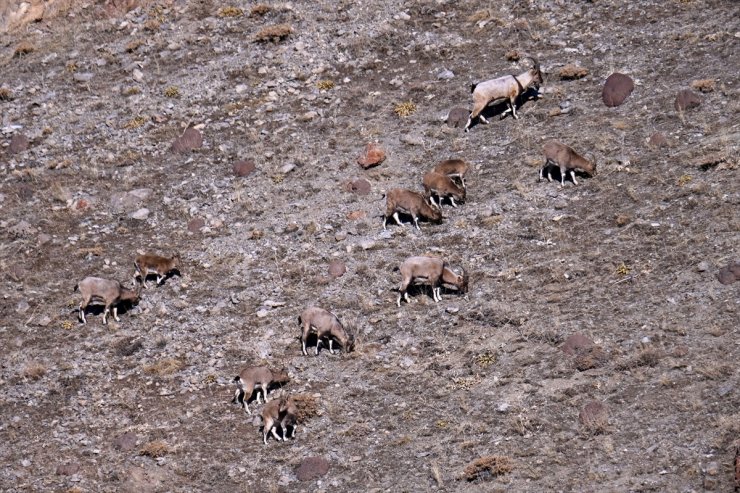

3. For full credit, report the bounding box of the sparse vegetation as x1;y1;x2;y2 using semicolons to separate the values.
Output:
393;101;417;117
462;455;513;481
139;440;169;458
23;362;46;381
144;358;185;375
317;80;335;91
123;116;148;129
164;86;180;98
14;41;35;57
218;6;244;17
254;24;292;42
250;4;271;16
0;87;12;101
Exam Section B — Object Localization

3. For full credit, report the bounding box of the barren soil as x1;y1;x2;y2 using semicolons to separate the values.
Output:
1;0;739;491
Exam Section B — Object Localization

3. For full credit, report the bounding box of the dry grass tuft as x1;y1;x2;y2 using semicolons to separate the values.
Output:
122;86;141;96
250;4;271;16
23;362;46;381
574;346;610;371
144;19;161;31
394;101;417;117
475;351;497;368
123;116;148;129
579;401;609;433
144;358;185;375
255;24;292;42
0;87;12;101
504;49;520;61
139;440;169;458
163;86;180;98
61;320;74;330
559;64;589;80
615;263;630;276
690;79;715;92
695;363;733;380
316;80;335;91
219;6;243;17
616;347;662;370
462;455;513;481
677;174;692;186
14;41;35;57
125;39;144;53
292;394;320;423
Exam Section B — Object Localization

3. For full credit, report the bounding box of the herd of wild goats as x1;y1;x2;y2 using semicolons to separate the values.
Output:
73;56;598;444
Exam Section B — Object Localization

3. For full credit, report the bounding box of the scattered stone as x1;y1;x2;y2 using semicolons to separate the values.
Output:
187;218;206;232
113;432;138;451
280;163;296;174
400;134;423;146
647;132;668;149
55;463;80;476
559;64;588;80
110;188;152;212
130;208;150;220
446;107;469;128
344;178;371;195
295;457;330;481
602;73;634;107
328;260;346;278
696;261;711;272
717;261;739;285
334;232;347;241
359;240;376;251
37;315;51;327
357;143;386;169
437;68;454;80
132;68;144;82
9;220;36;237
299;111;318;121
16;300;30;314
8;133;29;155
73;72;94;83
346;210;366;221
233;159;256;177
171;127;203;153
561;333;594;355
674;89;701;111
579;401;609;432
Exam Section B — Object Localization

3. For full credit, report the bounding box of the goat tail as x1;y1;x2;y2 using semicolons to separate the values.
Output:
392;266;400;272
470;82;478;93
73;284;79;292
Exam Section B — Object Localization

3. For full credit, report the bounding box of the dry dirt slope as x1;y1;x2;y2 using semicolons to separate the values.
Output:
0;0;739;491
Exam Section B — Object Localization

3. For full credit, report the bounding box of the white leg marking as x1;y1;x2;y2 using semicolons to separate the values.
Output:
329;339;335;354
404;292;410;303
393;212;403;226
450;197;457;207
103;308;109;325
113;306;120;322
479;115;489;124
570;170;578;185
302;339;307;356
157;275;163;285
397;293;402;307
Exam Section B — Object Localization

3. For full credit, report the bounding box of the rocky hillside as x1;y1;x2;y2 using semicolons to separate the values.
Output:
1;0;738;491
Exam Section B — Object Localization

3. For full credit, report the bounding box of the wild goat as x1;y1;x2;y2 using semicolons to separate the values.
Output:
539;140;596;186
465;57;543;131
298;306;355;356
383;188;442;231
134;253;182;288
423;171;466;208
260;395;298;445
74;277;142;325
433;159;470;188
396;256;469;306
232;366;290;415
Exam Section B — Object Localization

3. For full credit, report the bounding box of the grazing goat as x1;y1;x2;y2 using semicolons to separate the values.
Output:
74;277;142;325
298;306;355;356
433;159;470;188
539;140;596;186
134;253;182;288
465;57;543;131
396;256;469;306
383;188;442;231
261;395;298;444
423;171;466;208
232;366;290;415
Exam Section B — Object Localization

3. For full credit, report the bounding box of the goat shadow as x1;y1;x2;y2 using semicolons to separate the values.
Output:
397;283;463;303
384;211;443;229
299;334;348;356
538;164;593;185
139;270;181;287
466;86;541;131
73;301;137;321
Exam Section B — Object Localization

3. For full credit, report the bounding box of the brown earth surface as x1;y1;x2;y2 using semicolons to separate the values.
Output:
1;0;739;491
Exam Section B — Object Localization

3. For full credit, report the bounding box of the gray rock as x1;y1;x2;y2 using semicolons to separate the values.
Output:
73;72;94;82
16;300;30;314
697;261;711;272
130;208;150;220
437;68;454;80
295;457;330;481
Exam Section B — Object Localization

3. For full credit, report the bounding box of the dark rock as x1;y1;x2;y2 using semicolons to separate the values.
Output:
8;134;29;155
295;456;330;481
233;159;256;177
602;73;634;107
328;260;346;278
55;462;80;476
674;89;701;112
113;432;138;451
187;218;206;232
357;143;386;169
717;265;740;284
171;127;203;153
579;401;609;431
561;333;594;355
344;178;371;195
446;107;469;128
647;132;668;149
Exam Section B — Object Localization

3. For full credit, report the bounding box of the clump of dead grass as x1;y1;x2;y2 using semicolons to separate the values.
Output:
690;79;715;93
139;440;169;458
574;346;610;371
123;116;148;129
125;39;144;53
394;101;417;117
144;358;185;375
559;64;589;80
14;41;35;57
122;86;141;96
462;455;513;481
23;362;47;381
163;86;180;98
219;6;243;17
616;347;662;370
254;24;292;42
292;394;320;423
316;80;335;91
579;401;609;434
250;4;271;16
0;87;12;101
